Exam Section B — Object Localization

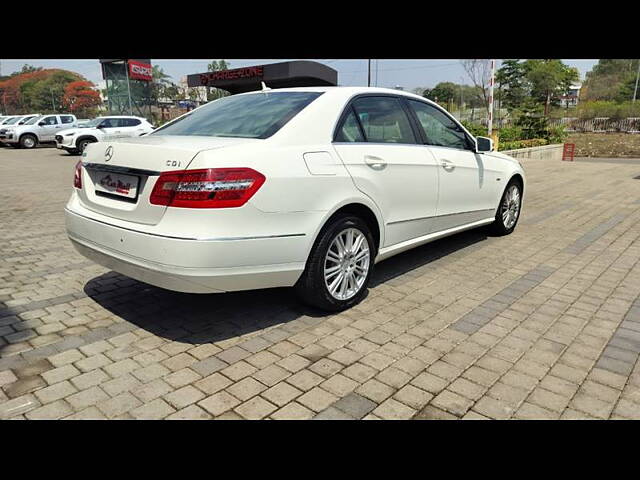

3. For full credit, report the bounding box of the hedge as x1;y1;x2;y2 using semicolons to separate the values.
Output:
498;138;548;151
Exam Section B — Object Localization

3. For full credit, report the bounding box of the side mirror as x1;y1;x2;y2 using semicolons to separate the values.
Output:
38;121;46;126
97;124;105;129
476;136;493;152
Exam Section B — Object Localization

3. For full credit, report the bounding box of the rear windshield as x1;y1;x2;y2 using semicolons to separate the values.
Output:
4;117;20;125
152;91;323;139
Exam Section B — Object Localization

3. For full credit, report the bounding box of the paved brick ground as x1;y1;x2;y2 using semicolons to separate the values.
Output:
1;145;640;420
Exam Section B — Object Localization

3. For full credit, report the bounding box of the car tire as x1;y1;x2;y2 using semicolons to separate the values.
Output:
77;139;94;153
295;214;375;312
19;134;37;149
490;179;522;236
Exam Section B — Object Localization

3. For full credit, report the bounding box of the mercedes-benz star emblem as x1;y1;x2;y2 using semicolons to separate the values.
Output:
105;146;114;162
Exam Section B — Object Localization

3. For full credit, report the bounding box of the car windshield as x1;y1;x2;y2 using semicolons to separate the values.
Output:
24;116;41;125
81;117;105;128
152;91;323;139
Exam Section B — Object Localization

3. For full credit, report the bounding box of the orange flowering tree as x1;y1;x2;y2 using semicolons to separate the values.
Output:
61;81;102;118
0;69;100;115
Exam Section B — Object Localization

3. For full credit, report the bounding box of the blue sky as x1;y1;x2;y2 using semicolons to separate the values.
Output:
0;59;598;90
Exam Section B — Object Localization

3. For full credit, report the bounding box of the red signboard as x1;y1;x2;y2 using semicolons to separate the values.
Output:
562;143;575;161
128;60;153;82
199;66;264;86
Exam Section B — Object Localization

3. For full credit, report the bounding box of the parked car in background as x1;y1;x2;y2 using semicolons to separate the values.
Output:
55;116;155;155
0;114;42;145
2;114;77;148
0;115;19;126
65;86;525;311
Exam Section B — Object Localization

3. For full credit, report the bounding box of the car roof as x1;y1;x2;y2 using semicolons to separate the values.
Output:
236;85;435;105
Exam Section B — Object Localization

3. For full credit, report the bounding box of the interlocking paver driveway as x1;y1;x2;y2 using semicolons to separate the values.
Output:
1;146;640;420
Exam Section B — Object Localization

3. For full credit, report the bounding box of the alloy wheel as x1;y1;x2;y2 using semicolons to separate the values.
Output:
502;185;521;229
324;227;370;301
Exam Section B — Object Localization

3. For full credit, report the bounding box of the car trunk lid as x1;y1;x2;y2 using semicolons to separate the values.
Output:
77;135;259;225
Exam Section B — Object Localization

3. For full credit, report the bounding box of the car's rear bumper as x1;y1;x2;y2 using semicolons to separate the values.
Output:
65;207;308;293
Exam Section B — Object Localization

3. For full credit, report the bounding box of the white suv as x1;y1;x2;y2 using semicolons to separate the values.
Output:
56;116;155;155
3;114;77;148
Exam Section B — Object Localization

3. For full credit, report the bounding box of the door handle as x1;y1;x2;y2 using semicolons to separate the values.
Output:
364;155;387;170
440;159;455;171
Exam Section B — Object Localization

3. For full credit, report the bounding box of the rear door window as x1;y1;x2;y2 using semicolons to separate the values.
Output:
351;96;417;144
41;116;59;125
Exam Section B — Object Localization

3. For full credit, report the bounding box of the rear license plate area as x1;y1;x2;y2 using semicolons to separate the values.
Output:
93;171;140;202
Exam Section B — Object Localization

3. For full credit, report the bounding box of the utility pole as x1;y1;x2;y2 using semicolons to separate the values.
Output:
488;59;496;136
375;59;379;87
50;87;56;112
460;76;464;120
368;59;371;87
633;59;640;103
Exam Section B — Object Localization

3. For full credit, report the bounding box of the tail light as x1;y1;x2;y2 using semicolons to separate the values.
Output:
150;168;265;208
73;161;82;189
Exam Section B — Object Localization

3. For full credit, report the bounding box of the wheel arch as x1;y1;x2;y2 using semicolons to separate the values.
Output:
76;135;98;148
308;199;384;259
19;132;38;145
509;172;524;194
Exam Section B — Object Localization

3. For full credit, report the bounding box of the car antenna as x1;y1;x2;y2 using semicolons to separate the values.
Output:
261;81;271;92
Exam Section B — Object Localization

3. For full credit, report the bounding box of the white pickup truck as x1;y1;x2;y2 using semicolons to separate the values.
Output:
2;114;77;148
0;114;42;145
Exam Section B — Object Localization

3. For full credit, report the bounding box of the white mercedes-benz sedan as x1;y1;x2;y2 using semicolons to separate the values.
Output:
65;86;525;311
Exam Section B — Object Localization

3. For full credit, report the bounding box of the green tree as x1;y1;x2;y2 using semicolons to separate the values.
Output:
524;59;579;116
583;59;639;101
11;64;43;76
20;70;83;112
424;82;458;104
151;65;175;102
206;59;230;101
496;59;528;112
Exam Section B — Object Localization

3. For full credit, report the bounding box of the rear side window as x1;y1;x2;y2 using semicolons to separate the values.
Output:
335;108;365;142
352;96;416;144
60;116;74;124
99;118;119;128
40;116;58;125
152;91;323;139
408;100;471;150
123;118;141;127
